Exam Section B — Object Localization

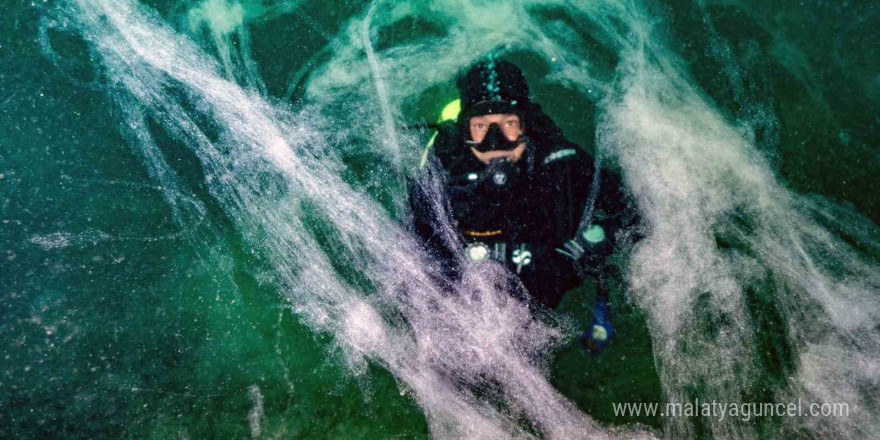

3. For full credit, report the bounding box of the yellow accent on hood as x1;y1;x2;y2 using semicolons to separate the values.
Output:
464;229;502;237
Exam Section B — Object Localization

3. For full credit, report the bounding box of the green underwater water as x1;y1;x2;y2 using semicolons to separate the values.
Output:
1;0;877;439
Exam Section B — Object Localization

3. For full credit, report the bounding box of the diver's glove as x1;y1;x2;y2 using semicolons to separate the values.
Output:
555;224;609;276
579;294;615;355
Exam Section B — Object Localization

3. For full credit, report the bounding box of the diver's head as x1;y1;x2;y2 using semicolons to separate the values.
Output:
458;58;534;165
458;58;532;118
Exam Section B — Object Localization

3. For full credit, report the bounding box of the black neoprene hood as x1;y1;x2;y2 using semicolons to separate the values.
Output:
458;59;533;118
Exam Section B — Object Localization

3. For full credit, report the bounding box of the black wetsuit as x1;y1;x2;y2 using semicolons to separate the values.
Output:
410;114;633;310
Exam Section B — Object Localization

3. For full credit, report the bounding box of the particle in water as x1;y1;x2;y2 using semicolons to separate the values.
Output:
838;130;851;146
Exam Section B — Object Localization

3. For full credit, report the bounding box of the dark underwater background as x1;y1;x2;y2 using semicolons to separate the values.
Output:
1;0;877;439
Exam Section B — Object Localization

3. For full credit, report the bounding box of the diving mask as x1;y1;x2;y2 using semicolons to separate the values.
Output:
466;123;527;153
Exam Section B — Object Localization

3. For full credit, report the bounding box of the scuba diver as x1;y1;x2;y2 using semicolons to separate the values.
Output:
409;58;638;353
